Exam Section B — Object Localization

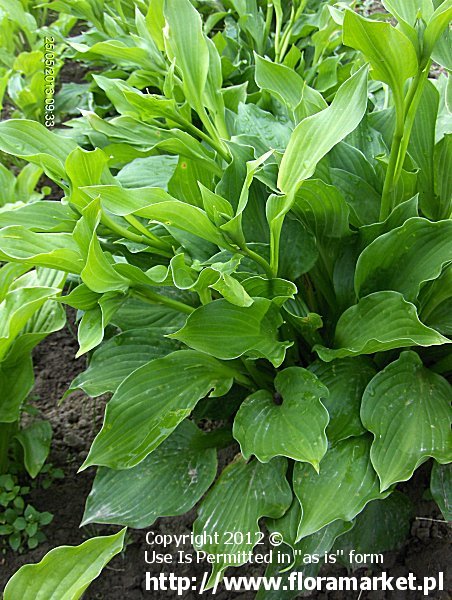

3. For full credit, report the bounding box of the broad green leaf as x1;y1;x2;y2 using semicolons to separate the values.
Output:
329;142;382;226
310;357;376;443
361;351;452;491
409;82;439;218
235;103;292;151
383;0;434;26
278;66;369;195
315;291;450;362
233;367;329;467
70;40;153;69
193;456;292;585
3;530;126;600
82;421;216;528
116;155;179;189
434;134;452;219
292;179;351;242
334;492;413;567
343;10;418;97
255;54;304;112
261;504;353;600
294;436;387;540
0;119;76;180
241;276;297;307
15;421;52;478
430;462;451;521
65;147;112;210
0;226;84;273
255;54;327;120
81;351;239;470
355;218;452;301
0;202;76;232
69;327;180;397
170;298;291;367
111;296;186;330
164;0;209;113
358;195;419;249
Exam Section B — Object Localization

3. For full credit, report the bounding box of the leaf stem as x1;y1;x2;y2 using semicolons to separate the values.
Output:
239;245;274;280
132;288;195;315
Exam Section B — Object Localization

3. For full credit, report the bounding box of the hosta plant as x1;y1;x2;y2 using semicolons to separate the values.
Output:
1;0;452;596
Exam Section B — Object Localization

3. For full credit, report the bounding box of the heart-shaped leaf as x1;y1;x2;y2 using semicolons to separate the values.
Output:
233;367;329;467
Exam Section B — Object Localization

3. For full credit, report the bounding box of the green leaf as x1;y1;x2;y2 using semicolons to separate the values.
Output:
334;492;413;567
81;350;239;470
294;436;387;540
423;1;452;63
430;462;451;521
170;298;291;367
83;184;229;249
0;120;76;181
315;291;450;362
434;134;452;219
310;357;376;443
69;327;180;397
278;66;369;195
82;421;217;528
355;218;452;302
343;10;418;96
15;421;52;478
164;0;209;113
116;155;179;190
261;500;353;600
193;456;292;585
0;202;76;233
0;284;60;362
361;351;452;491
3;530;126;600
0;227;84;273
233;367;329;468
0;357;34;423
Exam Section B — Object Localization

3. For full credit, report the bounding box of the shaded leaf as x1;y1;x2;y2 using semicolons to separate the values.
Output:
361;351;452;491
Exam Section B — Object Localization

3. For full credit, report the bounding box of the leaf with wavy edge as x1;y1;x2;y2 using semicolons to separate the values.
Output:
69;327;180;398
355;218;452;301
314;291;449;362
82;420;217;528
361;351;452;491
81;350;240;470
170;298;291;367
3;530;126;600
294;436;388;541
310;357;376;443
233;367;329;468
193;456;292;586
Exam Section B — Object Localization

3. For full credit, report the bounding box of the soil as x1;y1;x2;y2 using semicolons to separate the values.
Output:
0;319;450;599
